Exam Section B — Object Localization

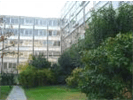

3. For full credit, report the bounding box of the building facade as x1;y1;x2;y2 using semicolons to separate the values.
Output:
0;15;61;73
60;1;133;52
0;1;132;73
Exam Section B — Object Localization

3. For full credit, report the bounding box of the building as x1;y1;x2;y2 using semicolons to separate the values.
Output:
0;1;132;73
0;15;61;73
60;1;133;52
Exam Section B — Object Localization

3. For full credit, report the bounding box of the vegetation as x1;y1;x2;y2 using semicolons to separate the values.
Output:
80;32;132;99
18;54;55;88
58;2;133;100
0;86;12;99
17;2;133;100
66;67;83;88
24;86;86;100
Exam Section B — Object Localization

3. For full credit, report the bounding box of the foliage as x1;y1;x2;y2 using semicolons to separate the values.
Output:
57;43;85;84
79;32;132;99
1;73;16;85
84;3;133;50
66;67;83;88
17;62;32;72
29;54;51;69
19;67;55;88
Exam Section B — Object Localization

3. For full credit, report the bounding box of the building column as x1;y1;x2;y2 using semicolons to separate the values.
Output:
17;17;20;74
47;25;49;61
33;18;35;55
1;22;6;74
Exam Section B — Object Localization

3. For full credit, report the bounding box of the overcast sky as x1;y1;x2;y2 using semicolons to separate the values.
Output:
0;0;66;18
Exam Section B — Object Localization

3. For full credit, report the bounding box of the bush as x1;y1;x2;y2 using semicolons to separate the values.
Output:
79;32;132;99
19;66;56;88
66;67;83;88
29;54;51;69
1;73;16;85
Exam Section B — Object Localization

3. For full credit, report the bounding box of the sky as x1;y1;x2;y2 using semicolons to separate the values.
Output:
0;0;66;18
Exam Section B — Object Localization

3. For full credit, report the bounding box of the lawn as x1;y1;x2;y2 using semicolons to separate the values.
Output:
0;86;12;99
24;85;87;100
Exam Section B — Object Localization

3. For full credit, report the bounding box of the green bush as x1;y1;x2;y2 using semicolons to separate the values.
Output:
1;73;16;85
66;67;83;88
29;54;51;69
79;32;132;99
19;67;56;88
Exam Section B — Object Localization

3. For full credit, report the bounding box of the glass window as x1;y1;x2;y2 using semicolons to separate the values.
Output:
20;18;24;24
9;63;12;68
35;19;38;25
53;30;57;36
20;29;24;36
49;20;52;26
53;20;57;26
25;30;28;36
49;30;52;36
48;40;53;46
6;18;10;24
34;30;38;36
4;63;7;69
11;18;18;24
44;30;47;36
12;63;16;68
42;20;47;26
13;29;18;36
43;40;47;46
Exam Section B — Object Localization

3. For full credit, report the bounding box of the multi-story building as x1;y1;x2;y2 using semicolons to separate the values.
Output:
0;1;132;74
0;15;61;73
60;1;133;52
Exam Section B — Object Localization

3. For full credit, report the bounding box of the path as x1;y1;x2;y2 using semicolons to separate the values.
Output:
6;86;27;100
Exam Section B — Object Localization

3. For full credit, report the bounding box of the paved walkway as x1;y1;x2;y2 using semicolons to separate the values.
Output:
6;86;27;100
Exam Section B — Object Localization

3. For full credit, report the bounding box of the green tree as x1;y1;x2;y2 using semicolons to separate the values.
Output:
29;54;51;69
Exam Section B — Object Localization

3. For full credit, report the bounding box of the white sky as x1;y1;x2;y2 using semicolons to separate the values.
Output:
0;0;66;18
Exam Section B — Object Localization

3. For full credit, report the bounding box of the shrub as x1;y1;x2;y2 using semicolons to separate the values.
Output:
66;67;83;88
1;73;16;85
19;67;56;88
79;32;132;99
29;54;51;69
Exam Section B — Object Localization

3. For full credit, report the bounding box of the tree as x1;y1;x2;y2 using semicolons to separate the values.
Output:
29;54;51;69
0;16;18;98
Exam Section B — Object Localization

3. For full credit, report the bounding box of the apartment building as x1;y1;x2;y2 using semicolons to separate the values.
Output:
0;15;61;73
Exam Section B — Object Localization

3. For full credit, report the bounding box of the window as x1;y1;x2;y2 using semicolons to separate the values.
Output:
4;63;7;69
53;41;60;46
6;18;10;24
25;30;29;36
53;20;57;26
43;40;47;46
20;29;24;36
13;29;18;36
11;18;18;24
53;30;57;36
20;18;24;24
34;30;38;36
42;20;47;26
48;40;53;46
35;19;38;25
38;30;43;36
44;30;47;36
9;63;12;68
12;63;16;68
49;20;52;26
49;30;52;36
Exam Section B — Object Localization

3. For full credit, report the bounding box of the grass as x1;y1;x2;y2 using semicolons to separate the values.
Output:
24;85;87;100
0;86;12;99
